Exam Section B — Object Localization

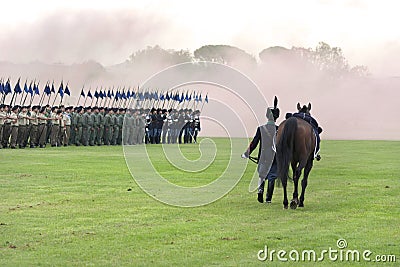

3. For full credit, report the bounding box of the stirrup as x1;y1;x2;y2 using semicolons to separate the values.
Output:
316;154;321;161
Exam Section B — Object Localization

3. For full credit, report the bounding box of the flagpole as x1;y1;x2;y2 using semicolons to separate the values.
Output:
39;82;47;106
76;85;84;106
52;93;58;106
200;93;208;113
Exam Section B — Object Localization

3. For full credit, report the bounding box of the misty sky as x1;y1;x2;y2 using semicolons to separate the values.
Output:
1;0;399;76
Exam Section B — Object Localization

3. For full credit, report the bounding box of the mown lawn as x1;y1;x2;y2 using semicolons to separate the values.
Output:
1;140;399;266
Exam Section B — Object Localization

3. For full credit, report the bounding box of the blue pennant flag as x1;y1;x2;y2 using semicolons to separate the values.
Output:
28;83;33;95
199;94;202;102
44;84;51;95
94;90;99;99
122;90;127;100
99;90;104;99
107;90;111;98
0;82;3;94
34;83;39;95
166;92;170;101
5;79;12;94
58;82;64;98
205;94;208;103
51;83;55;94
87;90;92;98
24;82;28;93
64;85;70;96
127;90;131;98
14;78;22;94
80;89;85;97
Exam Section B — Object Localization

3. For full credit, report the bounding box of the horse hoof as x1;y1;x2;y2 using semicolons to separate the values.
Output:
283;205;288;209
290;200;298;210
299;203;304;208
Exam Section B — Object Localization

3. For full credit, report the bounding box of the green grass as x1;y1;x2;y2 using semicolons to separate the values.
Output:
1;140;399;266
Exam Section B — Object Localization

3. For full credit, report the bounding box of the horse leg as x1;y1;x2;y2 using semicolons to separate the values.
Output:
282;178;288;209
299;158;313;207
290;163;300;209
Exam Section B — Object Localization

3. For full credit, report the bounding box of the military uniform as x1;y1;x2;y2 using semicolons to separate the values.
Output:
137;112;146;144
88;110;96;146
37;109;48;148
103;110;112;145
161;110;169;144
69;109;77;145
81;109;90;146
193;111;201;143
62;110;71;146
169;110;179;144
96;110;104;145
0;106;6;148
29;108;39;148
75;109;83;146
9;108;19;148
117;110;124;145
123;111;133;145
46;108;53;144
177;110;186;144
17;109;28;148
145;111;151;144
111;111;119;145
184;111;194;144
2;107;12;148
50;111;61;146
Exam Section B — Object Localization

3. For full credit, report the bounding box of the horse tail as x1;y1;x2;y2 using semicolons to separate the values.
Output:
277;117;297;185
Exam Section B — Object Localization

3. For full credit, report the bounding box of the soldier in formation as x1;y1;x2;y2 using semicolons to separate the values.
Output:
0;104;201;148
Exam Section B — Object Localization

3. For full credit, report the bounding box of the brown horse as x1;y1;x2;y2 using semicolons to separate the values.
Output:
276;103;316;209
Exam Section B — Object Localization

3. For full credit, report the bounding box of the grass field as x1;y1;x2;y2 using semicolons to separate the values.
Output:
1;139;399;266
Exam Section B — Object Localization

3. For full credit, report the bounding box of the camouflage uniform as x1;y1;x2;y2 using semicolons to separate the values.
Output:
103;110;112;145
88;110;96;146
96;109;104;145
81;109;90;146
75;109;83;146
111;110;119;145
69;109;77;145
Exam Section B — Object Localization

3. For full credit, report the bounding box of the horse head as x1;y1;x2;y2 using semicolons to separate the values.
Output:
297;102;311;114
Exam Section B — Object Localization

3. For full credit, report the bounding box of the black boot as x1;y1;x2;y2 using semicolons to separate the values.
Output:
265;180;275;203
257;193;264;203
257;180;265;203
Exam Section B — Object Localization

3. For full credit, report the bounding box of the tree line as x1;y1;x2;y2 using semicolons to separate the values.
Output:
127;42;369;78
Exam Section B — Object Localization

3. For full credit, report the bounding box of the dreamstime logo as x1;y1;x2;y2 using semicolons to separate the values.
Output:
257;238;397;263
123;61;275;207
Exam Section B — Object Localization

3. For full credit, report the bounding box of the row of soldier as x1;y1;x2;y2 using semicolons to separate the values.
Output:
0;104;201;148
